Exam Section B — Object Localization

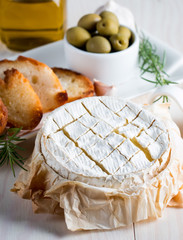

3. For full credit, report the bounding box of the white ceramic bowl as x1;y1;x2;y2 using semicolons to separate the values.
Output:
64;27;139;86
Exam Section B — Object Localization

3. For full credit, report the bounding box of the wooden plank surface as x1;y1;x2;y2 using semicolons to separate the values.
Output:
1;0;183;239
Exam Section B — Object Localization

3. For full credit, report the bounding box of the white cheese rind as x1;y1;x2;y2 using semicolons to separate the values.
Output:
52;108;73;129
64;101;87;119
64;120;88;140
77;130;101;149
78;114;98;128
118;123;140;138
104;132;125;148
40;97;170;188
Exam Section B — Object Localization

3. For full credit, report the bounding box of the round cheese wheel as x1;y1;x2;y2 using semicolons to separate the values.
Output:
41;97;170;188
13;97;183;231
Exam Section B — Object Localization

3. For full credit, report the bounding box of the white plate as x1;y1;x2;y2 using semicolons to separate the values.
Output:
8;32;183;139
10;32;183;97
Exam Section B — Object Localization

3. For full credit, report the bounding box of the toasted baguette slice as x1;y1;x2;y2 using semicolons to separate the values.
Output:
0;56;68;112
52;68;94;102
0;69;43;130
0;98;8;135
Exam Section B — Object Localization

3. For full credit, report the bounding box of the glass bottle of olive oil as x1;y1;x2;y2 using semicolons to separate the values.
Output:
1;0;66;51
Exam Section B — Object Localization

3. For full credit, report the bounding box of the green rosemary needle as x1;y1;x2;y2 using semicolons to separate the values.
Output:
0;128;27;177
138;35;176;102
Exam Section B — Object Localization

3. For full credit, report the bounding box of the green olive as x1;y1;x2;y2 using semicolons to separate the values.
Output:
110;34;129;51
78;13;101;31
86;36;111;53
100;11;119;25
96;18;118;36
118;26;132;39
66;27;91;48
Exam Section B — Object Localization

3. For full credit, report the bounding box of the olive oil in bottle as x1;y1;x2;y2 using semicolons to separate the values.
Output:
1;0;66;51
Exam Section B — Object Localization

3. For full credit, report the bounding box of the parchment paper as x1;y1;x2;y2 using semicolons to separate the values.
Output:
12;103;183;231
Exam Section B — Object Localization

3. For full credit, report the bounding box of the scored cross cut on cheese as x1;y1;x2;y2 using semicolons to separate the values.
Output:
51;107;74;129
129;151;152;170
77;130;101;149
135;130;154;148
117;138;139;159
13;96;183;231
40;96;171;188
98;97;126;113
82;98;124;127
64;100;88;119
100;149;127;174
118;123;141;138
86;140;114;163
78;113;98;128
49;130;71;147
117;105;137;123
92;120;113;138
64;120;88;140
104;132;125;149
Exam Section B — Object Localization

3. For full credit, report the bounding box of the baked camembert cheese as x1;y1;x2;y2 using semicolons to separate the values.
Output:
41;96;169;186
13;96;183;231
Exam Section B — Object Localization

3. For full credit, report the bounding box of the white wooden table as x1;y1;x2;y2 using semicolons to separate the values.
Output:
1;0;183;239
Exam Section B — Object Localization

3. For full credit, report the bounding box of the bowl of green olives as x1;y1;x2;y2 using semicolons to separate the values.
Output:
64;11;139;85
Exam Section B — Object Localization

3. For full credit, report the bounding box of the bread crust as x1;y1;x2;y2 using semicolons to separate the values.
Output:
0;57;68;112
0;69;43;130
17;56;44;66
0;98;8;135
52;67;94;102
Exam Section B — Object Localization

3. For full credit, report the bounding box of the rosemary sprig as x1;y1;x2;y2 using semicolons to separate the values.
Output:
138;35;177;102
0;128;27;177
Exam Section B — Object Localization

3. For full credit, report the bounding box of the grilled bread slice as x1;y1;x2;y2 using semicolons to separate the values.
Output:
0;69;43;130
52;68;94;102
0;56;68;112
0;98;8;135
